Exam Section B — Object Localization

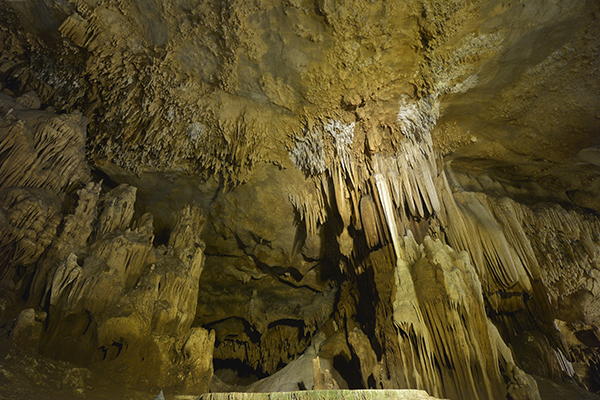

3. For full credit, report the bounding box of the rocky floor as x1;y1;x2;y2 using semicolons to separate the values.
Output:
0;355;198;400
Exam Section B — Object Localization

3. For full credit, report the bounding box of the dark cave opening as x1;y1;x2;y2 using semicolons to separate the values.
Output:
100;341;123;362
90;167;119;192
154;227;172;247
333;354;365;389
213;358;267;386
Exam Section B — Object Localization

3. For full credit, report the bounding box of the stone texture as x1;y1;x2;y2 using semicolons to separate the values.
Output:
9;308;46;357
0;89;90;321
34;196;211;389
0;1;600;400
0;88;214;392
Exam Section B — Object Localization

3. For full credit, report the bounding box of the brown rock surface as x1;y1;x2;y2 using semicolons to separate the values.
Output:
0;1;600;400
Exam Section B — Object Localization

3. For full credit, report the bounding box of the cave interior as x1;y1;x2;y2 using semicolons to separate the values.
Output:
1;1;600;400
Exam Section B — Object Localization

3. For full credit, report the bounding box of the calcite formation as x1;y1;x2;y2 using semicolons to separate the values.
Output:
1;1;600;400
0;92;214;393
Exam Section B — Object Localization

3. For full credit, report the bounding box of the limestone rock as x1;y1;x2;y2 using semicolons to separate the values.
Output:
0;188;61;270
9;308;46;356
312;356;339;390
92;183;137;241
56;181;102;250
439;187;546;311
506;363;542;400
0;92;88;194
393;235;515;400
182;327;216;390
15;91;41;109
348;329;379;388
26;181;102;309
0;89;90;321
205;164;300;264
511;331;570;380
211;338;350;393
1;1;600;400
19;181;211;388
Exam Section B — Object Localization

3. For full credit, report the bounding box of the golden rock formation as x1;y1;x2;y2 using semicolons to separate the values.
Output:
0;1;600;400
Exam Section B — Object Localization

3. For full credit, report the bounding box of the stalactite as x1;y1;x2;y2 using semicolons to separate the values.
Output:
373;172;404;263
1;1;599;397
286;96;549;399
288;98;443;258
436;170;600;383
359;194;382;249
438;175;535;312
0;110;88;193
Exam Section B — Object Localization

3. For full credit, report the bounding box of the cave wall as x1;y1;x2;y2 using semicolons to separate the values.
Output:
1;1;600;400
0;89;215;391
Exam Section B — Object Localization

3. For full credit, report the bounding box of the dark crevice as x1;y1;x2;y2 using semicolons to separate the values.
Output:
247;253;321;293
90;167;119;191
213;358;267;384
334;354;364;389
154;227;171;247
204;316;262;343
267;318;305;337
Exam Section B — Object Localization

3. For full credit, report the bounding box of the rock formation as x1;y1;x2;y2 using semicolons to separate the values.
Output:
0;1;600;400
0;90;214;393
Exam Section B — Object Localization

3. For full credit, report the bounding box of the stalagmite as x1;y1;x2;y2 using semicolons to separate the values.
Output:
49;253;81;306
9;308;46;356
283;94;547;400
312;356;339;390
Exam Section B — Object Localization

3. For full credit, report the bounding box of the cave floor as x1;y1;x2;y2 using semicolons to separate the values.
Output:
0;350;194;400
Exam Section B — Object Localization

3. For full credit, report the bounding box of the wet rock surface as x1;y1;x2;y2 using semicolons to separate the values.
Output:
0;1;600;400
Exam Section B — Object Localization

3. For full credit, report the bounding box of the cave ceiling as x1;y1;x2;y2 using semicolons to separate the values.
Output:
3;0;598;199
1;0;600;399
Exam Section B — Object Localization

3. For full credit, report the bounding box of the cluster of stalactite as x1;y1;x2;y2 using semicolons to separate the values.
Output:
1;0;599;397
288;93;600;399
3;84;599;399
